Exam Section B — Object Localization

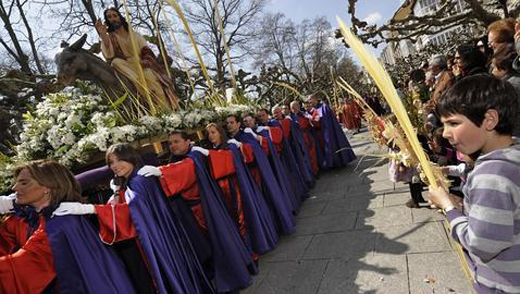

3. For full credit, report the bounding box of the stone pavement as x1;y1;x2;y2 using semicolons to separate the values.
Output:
243;128;474;294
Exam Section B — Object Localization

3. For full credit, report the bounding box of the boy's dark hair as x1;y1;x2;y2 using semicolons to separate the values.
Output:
436;74;517;135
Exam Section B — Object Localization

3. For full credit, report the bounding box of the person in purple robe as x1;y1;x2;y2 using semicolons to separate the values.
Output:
0;160;136;293
244;110;305;210
226;114;296;235
151;130;257;293
273;105;315;190
52;144;215;294
205;122;278;255
306;94;357;169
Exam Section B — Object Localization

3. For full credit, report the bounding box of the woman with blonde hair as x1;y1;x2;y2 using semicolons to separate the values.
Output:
0;160;135;293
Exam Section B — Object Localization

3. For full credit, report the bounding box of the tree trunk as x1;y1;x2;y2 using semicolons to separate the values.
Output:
81;0;97;25
0;1;32;75
216;47;226;93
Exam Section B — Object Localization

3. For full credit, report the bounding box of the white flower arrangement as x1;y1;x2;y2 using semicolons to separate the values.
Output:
0;89;257;194
14;92;257;167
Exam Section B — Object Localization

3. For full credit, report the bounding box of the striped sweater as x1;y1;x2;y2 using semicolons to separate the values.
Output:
446;140;520;293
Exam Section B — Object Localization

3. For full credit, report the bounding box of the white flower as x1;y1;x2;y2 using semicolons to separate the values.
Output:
112;125;138;142
47;125;64;149
57;112;68;122
164;113;182;129
85;128;111;151
139;115;163;133
65;114;81;128
62;132;76;145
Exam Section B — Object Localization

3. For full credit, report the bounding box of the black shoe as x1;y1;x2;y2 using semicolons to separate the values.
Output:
405;199;420;208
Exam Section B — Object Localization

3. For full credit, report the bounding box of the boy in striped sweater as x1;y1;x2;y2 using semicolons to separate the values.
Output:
428;74;520;293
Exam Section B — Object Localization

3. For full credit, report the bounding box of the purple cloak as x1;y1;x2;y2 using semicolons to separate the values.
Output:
228;144;278;254
44;214;136;294
288;113;315;188
255;125;301;212
313;103;356;168
232;130;296;235
125;172;215;294
186;150;257;292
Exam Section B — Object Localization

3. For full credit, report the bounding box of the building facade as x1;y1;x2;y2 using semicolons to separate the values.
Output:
380;0;469;65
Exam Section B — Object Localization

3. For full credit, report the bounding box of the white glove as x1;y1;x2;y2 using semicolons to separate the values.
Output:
110;179;121;194
286;116;292;120
52;202;96;217
192;146;209;156
244;127;261;140
256;126;270;132
304;113;313;120
227;139;242;148
0;194;15;214
243;127;256;135
137;165;162;177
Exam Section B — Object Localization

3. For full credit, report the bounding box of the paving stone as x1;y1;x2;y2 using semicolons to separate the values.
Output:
352;158;388;172
321;195;383;215
314;177;347;192
294;211;357;235
244;132;471;293
317;255;408;294
412;207;447;223
304;194;331;204
242;260;274;294
303;230;376;259
261;235;313;262
356;206;413;230
245;260;328;294
408;252;474;294
384;191;412;207
361;170;389;184
346;183;375;196
371;181;408;194
383;185;413;196
296;201;327;218
338;172;368;186
307;186;346;202
375;222;451;255
348;181;400;197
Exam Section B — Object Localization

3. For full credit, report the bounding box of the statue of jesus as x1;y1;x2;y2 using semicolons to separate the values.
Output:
95;7;179;111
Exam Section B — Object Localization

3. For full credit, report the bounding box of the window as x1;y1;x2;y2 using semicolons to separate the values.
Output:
419;0;437;8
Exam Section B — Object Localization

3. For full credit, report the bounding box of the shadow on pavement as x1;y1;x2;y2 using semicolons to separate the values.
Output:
243;152;411;294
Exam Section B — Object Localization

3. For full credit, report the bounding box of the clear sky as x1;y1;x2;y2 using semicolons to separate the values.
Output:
266;0;405;56
267;0;403;31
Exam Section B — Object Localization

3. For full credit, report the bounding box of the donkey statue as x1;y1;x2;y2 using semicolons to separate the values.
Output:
55;34;136;101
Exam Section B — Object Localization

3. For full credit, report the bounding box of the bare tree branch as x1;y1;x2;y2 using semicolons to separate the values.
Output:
346;0;515;47
15;0;45;74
